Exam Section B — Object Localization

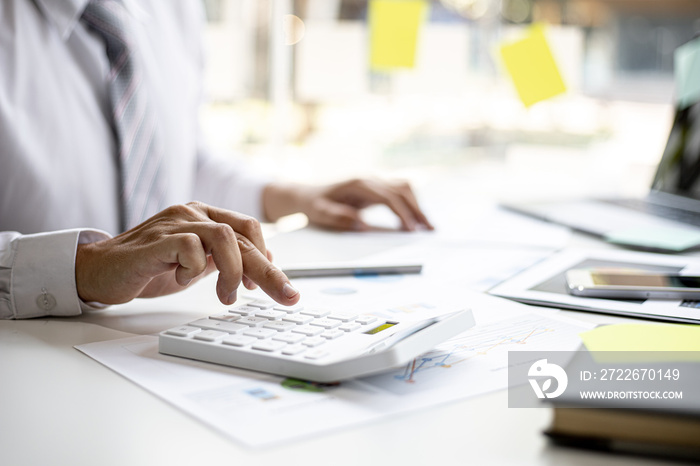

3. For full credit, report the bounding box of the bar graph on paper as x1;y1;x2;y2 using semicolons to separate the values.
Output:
361;314;586;395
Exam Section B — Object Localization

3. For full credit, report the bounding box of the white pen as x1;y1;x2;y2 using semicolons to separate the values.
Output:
282;264;423;279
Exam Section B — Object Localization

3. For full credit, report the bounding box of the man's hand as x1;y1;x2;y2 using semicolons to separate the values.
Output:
263;179;434;232
75;202;299;306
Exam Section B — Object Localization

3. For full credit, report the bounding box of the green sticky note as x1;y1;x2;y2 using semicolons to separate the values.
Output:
499;24;567;107
369;0;428;71
581;324;700;355
604;227;700;252
674;36;700;109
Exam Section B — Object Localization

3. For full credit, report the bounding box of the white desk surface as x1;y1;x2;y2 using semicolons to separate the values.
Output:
2;312;671;466
0;165;692;466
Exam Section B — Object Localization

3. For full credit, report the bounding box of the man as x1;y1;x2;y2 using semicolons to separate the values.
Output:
0;0;432;319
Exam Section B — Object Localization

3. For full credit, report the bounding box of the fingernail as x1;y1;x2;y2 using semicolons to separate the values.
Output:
227;290;237;304
282;283;299;299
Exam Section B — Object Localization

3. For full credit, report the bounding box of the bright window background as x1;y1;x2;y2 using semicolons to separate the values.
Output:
199;0;700;211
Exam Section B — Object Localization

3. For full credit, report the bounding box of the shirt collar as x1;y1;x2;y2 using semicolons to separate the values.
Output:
33;0;149;41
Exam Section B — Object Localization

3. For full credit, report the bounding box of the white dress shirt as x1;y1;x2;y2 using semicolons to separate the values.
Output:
0;0;269;319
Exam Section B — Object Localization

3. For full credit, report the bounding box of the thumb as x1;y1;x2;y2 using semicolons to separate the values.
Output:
311;198;368;231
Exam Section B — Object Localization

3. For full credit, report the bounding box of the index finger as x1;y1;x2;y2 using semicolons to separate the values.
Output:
361;185;419;231
236;233;300;305
395;183;434;230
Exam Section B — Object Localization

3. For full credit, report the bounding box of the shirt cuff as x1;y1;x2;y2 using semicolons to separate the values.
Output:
236;172;271;222
11;229;111;319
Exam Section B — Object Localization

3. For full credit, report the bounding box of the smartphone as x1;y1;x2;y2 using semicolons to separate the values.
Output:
565;268;700;299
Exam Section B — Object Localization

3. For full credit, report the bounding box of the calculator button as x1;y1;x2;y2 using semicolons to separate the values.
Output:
165;326;201;337
281;344;306;355
215;322;247;333
210;314;241;323
273;304;303;314
243;328;278;339
273;332;306;344
327;312;358;322
300;308;330;318
356;315;378;325
339;322;361;332
189;318;216;328
254;310;285;320
246;300;275;309
237;316;269;327
309;318;341;329
282;314;313;325
190;319;246;334
251;340;286;352
304;349;329;360
302;337;326;347
222;335;257;347
321;329;344;340
228;305;259;316
263;321;297;332
292;325;324;336
193;330;227;342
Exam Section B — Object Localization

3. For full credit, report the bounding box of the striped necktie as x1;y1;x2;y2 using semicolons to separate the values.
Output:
81;0;165;231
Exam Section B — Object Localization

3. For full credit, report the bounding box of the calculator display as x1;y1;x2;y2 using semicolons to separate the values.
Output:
364;322;397;335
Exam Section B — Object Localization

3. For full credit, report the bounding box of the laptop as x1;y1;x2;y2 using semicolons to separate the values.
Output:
503;97;700;252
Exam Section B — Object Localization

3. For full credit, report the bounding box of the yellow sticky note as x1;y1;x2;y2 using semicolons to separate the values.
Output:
580;324;700;361
369;0;428;71
499;25;566;107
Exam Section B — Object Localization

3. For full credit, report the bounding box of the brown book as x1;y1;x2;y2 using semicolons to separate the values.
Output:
546;406;700;460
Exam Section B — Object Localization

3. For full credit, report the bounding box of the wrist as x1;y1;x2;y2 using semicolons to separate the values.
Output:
263;182;318;222
75;242;98;303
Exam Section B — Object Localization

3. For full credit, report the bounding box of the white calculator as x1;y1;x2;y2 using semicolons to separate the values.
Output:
158;299;475;382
